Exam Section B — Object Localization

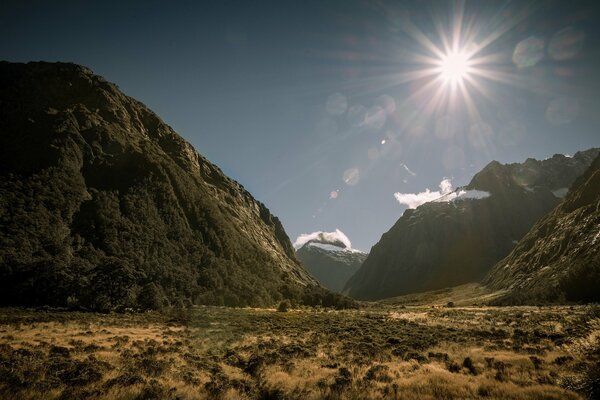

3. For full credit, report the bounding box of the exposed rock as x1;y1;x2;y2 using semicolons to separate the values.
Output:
344;149;599;300
297;243;366;292
0;61;322;310
485;153;600;304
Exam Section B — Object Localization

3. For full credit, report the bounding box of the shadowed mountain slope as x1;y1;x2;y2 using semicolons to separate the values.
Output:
0;61;331;310
344;149;599;300
485;153;600;304
296;243;366;292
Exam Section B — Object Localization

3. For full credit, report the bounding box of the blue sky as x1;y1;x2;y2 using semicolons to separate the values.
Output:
2;0;599;251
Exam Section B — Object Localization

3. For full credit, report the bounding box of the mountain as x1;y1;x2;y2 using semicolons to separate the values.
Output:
0;61;341;311
485;153;600;304
296;243;367;292
344;149;599;300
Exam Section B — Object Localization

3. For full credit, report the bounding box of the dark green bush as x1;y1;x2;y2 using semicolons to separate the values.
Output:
277;300;291;313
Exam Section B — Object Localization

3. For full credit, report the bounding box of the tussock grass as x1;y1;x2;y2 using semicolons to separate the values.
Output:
0;305;597;399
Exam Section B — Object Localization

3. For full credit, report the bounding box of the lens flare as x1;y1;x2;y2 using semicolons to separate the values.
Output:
437;50;472;85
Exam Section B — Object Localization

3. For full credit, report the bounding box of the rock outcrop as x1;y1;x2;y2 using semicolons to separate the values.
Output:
485;153;600;304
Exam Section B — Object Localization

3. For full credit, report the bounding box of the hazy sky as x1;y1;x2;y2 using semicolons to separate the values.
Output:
2;0;599;251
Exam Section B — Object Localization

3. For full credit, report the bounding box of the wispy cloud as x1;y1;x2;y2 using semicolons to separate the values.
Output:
401;163;417;176
293;229;352;250
394;178;490;209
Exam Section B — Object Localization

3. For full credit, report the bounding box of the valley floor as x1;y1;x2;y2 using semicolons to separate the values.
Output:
0;305;598;399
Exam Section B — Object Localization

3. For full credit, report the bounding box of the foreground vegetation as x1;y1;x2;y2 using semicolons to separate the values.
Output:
0;305;598;399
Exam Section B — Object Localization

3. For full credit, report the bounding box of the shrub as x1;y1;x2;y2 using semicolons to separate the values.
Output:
494;361;508;382
529;355;543;370
364;364;392;383
463;357;478;375
277;300;291;313
138;283;165;311
446;361;461;373
330;367;352;395
136;379;173;400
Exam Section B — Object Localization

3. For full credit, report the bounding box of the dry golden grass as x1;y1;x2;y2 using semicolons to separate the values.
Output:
0;305;598;399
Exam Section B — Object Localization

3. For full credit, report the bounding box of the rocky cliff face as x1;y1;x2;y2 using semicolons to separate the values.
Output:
296;243;366;292
485;153;600;304
344;149;599;300
0;61;322;310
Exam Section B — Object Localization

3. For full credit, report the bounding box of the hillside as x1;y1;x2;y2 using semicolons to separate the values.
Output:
296;243;366;292
485;153;600;304
0;61;331;310
344;149;599;300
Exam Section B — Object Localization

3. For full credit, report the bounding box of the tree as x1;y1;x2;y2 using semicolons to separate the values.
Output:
138;283;165;310
89;257;137;311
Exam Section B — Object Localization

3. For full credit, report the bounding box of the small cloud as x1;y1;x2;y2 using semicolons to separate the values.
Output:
401;163;416;176
394;189;442;209
439;178;453;194
294;229;352;250
393;178;453;209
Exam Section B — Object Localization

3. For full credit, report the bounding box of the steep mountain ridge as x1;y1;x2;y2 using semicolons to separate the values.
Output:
0;61;322;310
485;153;600;304
296;243;367;292
344;149;599;300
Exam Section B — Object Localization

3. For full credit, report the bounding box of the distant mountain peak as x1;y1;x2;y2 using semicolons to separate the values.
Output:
297;243;367;293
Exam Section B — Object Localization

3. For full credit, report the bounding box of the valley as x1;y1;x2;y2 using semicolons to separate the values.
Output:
1;304;598;400
1;13;599;399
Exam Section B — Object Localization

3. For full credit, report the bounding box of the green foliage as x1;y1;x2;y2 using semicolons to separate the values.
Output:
89;257;138;312
138;283;166;311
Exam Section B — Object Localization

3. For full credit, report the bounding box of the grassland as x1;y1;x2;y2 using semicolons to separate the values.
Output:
0;304;598;399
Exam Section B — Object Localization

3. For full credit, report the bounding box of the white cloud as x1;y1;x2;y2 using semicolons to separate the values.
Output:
394;178;454;209
394;179;491;209
294;229;352;250
439;178;453;194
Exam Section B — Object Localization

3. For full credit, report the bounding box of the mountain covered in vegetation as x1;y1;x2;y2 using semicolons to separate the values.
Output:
485;152;600;304
0;61;350;310
344;149;599;300
296;243;366;292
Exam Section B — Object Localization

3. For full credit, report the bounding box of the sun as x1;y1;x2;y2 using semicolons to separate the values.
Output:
437;49;473;86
